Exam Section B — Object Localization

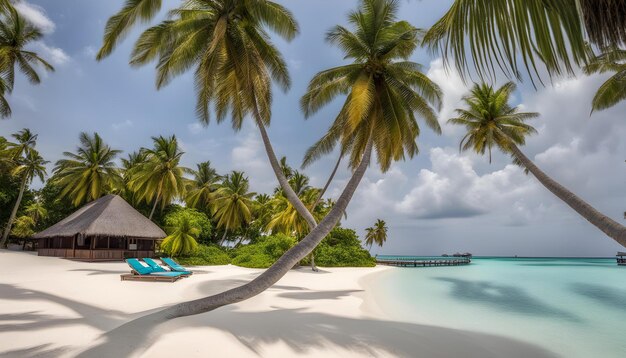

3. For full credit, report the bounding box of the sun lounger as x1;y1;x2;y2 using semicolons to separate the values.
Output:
120;258;185;282
160;257;193;275
143;258;191;277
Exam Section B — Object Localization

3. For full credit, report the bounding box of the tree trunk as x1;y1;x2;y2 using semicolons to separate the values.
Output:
162;138;373;318
148;190;161;221
254;117;317;231
1;175;27;248
311;152;343;211
509;144;626;247
309;252;318;272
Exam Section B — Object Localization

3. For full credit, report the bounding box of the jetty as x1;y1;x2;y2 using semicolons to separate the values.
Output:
376;257;471;267
617;252;626;266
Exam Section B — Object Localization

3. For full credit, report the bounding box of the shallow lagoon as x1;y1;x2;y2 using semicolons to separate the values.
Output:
371;257;626;358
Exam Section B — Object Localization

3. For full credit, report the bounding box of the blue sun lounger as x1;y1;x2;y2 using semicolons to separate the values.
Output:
160;257;193;275
121;258;185;282
143;258;191;277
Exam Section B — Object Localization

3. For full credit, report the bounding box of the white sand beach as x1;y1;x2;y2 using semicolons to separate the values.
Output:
0;250;557;358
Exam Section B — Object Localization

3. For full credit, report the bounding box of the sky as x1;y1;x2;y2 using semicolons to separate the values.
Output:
0;0;624;257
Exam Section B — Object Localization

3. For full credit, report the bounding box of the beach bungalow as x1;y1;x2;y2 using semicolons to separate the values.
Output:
33;194;166;261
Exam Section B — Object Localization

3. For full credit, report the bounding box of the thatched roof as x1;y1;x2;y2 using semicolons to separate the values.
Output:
617;252;626;257
33;195;166;240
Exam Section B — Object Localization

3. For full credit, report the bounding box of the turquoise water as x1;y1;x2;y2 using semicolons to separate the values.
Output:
370;257;626;358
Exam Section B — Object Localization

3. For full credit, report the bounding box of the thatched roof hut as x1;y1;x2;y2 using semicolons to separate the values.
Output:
34;195;165;261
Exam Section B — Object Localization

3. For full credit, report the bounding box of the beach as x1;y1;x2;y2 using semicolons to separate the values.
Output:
0;250;559;358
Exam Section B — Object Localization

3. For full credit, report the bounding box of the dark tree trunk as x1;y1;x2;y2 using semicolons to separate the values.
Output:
1;175;27;248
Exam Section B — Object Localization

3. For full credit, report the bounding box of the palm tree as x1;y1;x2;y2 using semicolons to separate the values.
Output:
185;161;221;211
364;219;388;251
128;135;188;220
583;48;626;112
423;1;626;86
449;82;626;247
98;0;317;231
156;0;441;318
25;200;47;223
0;7;54;117
161;214;200;256
211;171;256;245
1;149;47;247
52;132;123;207
6;128;37;159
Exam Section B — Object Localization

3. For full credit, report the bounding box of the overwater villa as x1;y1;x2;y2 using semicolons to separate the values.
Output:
33;195;166;261
618;252;626;266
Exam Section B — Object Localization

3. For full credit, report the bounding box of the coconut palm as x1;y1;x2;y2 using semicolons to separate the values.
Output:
185;161;221;211
583;48;626;112
5;128;37;159
161;214;200;256
25;200;47;223
52;132;123;207
449;81;626;247
128;135;189;220
10;215;35;239
0;149;47;247
211;171;256;244
156;0;440;318
364;219;388;250
423;0;626;86
98;0;317;231
0;7;54;90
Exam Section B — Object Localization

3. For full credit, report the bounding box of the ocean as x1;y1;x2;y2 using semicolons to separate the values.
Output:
370;257;626;358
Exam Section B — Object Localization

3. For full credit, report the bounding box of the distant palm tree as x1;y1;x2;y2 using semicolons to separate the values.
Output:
364;219;388;251
161;214;200;257
0;7;54;117
10;215;35;239
6;128;37;159
98;0;317;231
583;48;626;112
25;200;47;223
185;161;221;211
211;171;256;245
52;132;123;207
1;149;47;247
449;82;626;247
128;135;189;220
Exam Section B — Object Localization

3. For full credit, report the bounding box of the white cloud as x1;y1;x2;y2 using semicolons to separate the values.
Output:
82;46;97;58
14;1;56;34
187;122;204;135
426;58;470;136
112;119;133;130
231;131;276;193
32;41;70;66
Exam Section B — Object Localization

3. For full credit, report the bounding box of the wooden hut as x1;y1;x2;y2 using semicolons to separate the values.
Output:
33;194;166;261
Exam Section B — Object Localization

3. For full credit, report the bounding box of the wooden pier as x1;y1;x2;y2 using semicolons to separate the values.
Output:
376;257;471;267
617;252;626;266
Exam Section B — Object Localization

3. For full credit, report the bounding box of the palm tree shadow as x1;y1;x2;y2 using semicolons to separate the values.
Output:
434;277;581;322
0;343;69;358
570;283;626;310
76;306;559;358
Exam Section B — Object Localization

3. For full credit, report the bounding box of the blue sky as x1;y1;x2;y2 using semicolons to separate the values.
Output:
1;0;625;256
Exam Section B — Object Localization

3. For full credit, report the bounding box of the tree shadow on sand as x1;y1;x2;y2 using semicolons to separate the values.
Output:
278;289;363;300
434;277;580;321
0;343;70;358
75;305;560;358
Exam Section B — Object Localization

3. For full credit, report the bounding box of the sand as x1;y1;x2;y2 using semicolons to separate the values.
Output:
0;250;558;358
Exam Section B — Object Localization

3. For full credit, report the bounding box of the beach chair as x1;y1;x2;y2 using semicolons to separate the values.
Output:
120;258;185;282
160;257;193;275
143;258;191;277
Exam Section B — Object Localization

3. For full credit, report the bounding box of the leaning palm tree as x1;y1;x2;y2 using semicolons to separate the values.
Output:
153;0;441;318
128;135;189;220
98;0;317;231
185;161;221;211
52;132;123;207
583;47;626;112
0;149;47;247
364;219;388;251
449;82;626;247
211;171;256;245
423;0;626;86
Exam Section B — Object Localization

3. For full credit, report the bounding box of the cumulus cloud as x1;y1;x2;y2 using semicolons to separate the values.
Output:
187;122;205;135
112;119;133;130
14;1;55;33
231;131;276;193
426;58;470;135
31;41;70;66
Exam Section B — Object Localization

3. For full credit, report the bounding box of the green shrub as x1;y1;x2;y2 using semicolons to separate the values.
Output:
175;245;231;266
231;234;296;268
163;207;213;245
311;227;376;267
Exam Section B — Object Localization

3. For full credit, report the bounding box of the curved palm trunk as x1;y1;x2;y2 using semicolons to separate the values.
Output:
161;139;373;319
255;118;317;231
148;189;161;221
510;144;626;247
1;175;27;248
312;152;343;211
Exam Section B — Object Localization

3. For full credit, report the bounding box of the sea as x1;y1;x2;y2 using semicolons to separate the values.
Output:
370;256;626;358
